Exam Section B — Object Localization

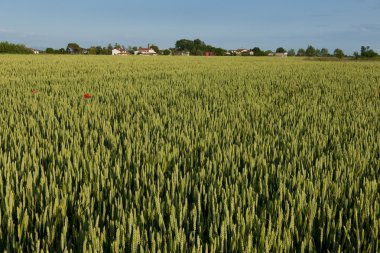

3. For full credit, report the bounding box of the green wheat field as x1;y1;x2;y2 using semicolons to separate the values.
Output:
0;55;379;252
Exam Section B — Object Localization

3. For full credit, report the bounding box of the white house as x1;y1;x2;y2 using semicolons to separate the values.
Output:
229;49;254;56
275;52;288;57
171;50;190;56
134;47;157;55
112;48;129;55
32;50;39;54
112;49;120;55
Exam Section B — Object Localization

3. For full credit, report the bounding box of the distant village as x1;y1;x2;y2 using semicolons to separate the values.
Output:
15;39;296;57
111;44;159;56
30;45;288;57
111;46;288;57
1;40;379;58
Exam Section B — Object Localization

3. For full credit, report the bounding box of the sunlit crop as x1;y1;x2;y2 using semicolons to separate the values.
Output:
0;55;379;252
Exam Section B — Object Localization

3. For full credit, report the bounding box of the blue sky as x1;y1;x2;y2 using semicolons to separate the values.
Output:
0;0;379;53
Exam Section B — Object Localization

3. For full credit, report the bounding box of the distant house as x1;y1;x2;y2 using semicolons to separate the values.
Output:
112;48;130;56
32;50;39;54
268;52;274;56
172;50;190;56
229;49;254;56
180;51;190;56
134;47;157;55
203;51;215;56
275;52;288;57
241;50;254;56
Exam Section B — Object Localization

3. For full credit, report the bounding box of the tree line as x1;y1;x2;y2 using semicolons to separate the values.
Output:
250;45;378;59
50;40;226;56
0;41;34;54
46;43;157;55
46;43;114;55
172;39;225;56
1;40;379;59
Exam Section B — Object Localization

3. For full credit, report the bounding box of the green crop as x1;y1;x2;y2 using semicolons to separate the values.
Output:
0;55;379;252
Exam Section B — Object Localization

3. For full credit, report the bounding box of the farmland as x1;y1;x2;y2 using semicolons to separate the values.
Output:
0;55;379;252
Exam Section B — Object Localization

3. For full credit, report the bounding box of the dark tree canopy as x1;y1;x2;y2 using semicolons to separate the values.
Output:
150;45;160;54
162;49;171;55
91;46;113;55
353;51;360;59
287;49;296;56
175;38;224;56
297;48;305;56
361;46;378;58
66;43;82;54
175;39;194;51
46;48;55;54
45;47;67;54
334;48;345;59
251;47;266;56
276;47;286;53
305;45;317;57
320;48;329;57
0;41;33;54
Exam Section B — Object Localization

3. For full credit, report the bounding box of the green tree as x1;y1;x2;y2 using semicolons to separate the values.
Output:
175;39;194;51
193;39;206;49
57;48;66;54
251;47;265;56
195;49;203;56
46;48;55;54
305;45;316;57
320;48;329;57
0;41;33;54
163;49;171;55
174;38;225;56
107;43;113;54
66;43;82;54
361;46;378;58
297;48;305;56
287;49;296;56
276;47;286;53
265;50;273;56
150;45;160;54
353;51;360;60
334;48;345;59
213;48;226;56
89;47;97;55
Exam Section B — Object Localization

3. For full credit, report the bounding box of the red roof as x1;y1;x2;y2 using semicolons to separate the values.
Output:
203;51;215;56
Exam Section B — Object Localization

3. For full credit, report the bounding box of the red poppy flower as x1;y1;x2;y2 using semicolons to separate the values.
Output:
32;89;39;94
83;93;92;99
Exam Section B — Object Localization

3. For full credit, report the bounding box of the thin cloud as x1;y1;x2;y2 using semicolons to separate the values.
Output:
310;13;330;18
0;27;39;38
355;24;380;33
0;27;14;34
